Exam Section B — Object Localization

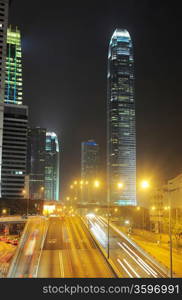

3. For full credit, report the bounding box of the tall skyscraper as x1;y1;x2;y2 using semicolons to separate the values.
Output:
5;26;22;104
81;139;99;181
107;28;136;206
0;23;28;199
27;127;46;200
45;132;60;201
0;0;9;197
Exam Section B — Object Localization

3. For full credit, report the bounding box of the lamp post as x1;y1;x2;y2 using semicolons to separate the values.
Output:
107;182;123;259
22;189;29;217
167;181;173;278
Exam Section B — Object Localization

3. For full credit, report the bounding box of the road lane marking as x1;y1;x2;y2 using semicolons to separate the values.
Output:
35;220;48;278
122;242;158;277
123;258;140;278
117;258;133;278
59;251;64;278
118;242;151;276
100;217;167;277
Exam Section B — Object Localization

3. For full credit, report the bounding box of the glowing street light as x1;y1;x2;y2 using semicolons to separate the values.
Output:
94;180;100;188
125;220;130;225
117;182;123;189
164;206;170;210
141;180;150;189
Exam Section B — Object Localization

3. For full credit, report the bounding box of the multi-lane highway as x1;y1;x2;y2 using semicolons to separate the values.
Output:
8;214;168;278
8;216;115;278
37;216;115;277
86;214;168;278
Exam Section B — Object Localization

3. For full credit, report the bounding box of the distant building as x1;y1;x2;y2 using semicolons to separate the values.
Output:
45;132;60;201
149;174;182;233
27;127;46;200
81;140;99;181
107;29;136;206
81;140;100;204
5;26;22;105
0;0;9;197
1;104;28;198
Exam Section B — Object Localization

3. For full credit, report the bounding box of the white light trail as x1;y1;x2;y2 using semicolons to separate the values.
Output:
118;242;150;276
122;242;158;277
123;258;140;278
117;258;133;278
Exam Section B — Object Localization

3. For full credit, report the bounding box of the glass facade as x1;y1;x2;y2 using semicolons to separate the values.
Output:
81;140;99;180
5;26;22;105
45;132;60;201
27;127;46;200
0;0;9;198
107;28;136;206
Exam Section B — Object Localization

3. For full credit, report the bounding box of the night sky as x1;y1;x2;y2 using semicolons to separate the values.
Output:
9;0;182;198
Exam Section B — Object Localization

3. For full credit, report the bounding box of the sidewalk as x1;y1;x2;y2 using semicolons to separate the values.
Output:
115;225;182;277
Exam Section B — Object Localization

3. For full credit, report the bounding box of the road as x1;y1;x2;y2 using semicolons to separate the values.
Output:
8;217;46;278
37;216;115;277
86;214;168;278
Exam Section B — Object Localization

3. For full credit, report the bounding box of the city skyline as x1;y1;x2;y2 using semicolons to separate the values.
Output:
8;1;182;197
0;0;182;285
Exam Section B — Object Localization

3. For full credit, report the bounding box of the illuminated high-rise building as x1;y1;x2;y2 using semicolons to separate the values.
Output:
45;132;60;201
0;0;9;103
107;28;136;206
0;0;9;197
0;22;28;199
27;127;46;200
81;140;99;181
5;26;22;104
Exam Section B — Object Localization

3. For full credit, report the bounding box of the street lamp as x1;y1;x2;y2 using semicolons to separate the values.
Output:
107;182;124;259
141;180;150;189
94;180;100;188
22;189;29;217
117;182;123;189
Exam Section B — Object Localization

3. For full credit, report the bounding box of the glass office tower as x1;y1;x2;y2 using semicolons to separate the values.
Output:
1;23;28;199
81;140;99;181
107;28;136;206
0;0;9;197
5;26;22;105
45;132;59;201
27;127;46;200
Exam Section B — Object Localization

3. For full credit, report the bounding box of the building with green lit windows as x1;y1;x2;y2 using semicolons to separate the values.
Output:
0;24;28;199
5;26;22;104
107;28;136;206
45;132;60;201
